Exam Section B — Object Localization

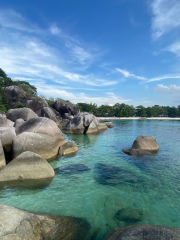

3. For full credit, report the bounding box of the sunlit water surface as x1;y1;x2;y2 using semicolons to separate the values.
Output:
1;120;180;239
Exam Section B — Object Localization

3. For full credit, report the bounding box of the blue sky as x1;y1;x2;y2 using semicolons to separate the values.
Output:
0;0;180;106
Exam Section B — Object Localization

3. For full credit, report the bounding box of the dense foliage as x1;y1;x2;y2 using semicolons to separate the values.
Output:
77;103;180;118
0;68;37;113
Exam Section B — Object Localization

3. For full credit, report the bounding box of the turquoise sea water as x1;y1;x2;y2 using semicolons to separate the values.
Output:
1;120;180;239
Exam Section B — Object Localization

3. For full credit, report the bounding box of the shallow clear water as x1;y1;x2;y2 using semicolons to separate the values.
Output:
1;120;180;239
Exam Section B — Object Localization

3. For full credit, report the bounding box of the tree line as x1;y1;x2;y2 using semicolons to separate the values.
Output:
0;67;180;117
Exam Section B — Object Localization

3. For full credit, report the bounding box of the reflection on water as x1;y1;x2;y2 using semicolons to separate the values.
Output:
1;120;180;240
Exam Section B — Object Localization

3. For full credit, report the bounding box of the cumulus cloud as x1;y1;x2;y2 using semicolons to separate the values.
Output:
151;0;180;39
155;84;180;94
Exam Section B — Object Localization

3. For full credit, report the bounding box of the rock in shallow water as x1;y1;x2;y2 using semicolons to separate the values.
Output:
0;203;90;240
114;207;143;224
55;164;91;175
106;225;180;240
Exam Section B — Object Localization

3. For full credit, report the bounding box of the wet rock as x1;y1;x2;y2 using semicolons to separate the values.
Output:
106;225;180;240
55;164;91;175
102;121;114;128
0;203;90;240
0;140;6;170
62;112;107;134
0;151;54;188
0;127;16;152
0;114;14;127
4;85;27;108
13;132;61;161
122;135;159;157
94;163;139;186
59;142;79;157
6;108;38;122
114;208;143;224
25;98;48;112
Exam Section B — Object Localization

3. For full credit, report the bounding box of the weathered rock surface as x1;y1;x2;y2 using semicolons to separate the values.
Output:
62;112;107;134
0;127;16;152
26;98;48;112
59;142;78;157
0;140;6;170
13;132;61;161
4;85;27;108
106;225;180;240
55;164;91;175
54;98;79;119
6;108;38;122
14;118;25;128
16;117;65;143
122;135;159;157
0;151;54;187
0;114;14;127
0;203;90;240
36;107;62;125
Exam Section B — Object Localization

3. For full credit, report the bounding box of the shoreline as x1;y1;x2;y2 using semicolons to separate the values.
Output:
97;117;180;120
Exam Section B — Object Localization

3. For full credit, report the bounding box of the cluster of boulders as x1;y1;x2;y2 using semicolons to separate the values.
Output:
3;85;80;123
0;112;79;188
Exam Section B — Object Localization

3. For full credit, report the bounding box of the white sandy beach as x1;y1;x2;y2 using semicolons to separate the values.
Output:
97;117;180;120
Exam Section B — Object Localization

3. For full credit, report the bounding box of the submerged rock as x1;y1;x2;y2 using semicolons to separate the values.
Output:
122;135;159;157
0;203;90;240
55;164;91;175
94;163;139;186
106;225;180;240
114;207;143;224
101;121;114;128
0;151;54;188
59;142;79;157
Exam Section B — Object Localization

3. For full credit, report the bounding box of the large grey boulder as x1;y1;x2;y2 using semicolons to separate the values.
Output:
0;114;14;127
102;121;114;128
0;127;16;152
36;107;62;125
106;225;180;240
16;117;65;143
59;142;78;157
0;203;90;240
6;108;38;122
0;140;6;170
62;112;107;134
13;132;62;161
26;98;48;112
0;151;54;187
54;98;79;119
122;135;159;156
4;85;27;108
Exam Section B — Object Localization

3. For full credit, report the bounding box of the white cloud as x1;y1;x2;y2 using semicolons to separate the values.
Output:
155;84;180;94
116;68;147;80
165;41;180;57
35;83;131;106
147;74;180;82
151;0;180;39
